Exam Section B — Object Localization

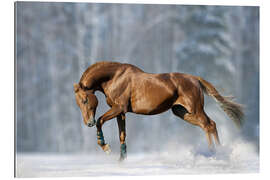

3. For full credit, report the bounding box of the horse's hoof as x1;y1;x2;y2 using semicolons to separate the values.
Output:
208;147;216;155
103;144;111;154
118;156;126;162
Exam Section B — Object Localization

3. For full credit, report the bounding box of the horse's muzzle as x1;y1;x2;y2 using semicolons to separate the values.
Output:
87;117;96;127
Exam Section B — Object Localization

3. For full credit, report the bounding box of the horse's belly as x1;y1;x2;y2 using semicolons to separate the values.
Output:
131;88;177;115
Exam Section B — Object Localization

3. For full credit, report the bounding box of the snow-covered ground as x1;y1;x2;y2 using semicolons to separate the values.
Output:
16;141;259;177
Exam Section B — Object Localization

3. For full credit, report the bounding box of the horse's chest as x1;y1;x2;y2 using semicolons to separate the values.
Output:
104;80;131;106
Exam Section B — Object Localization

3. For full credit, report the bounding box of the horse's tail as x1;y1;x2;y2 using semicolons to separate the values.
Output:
196;76;244;128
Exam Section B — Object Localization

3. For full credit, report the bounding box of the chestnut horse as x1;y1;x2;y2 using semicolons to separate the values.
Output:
74;61;244;161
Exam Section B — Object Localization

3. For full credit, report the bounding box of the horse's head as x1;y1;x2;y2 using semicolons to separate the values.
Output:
74;83;98;127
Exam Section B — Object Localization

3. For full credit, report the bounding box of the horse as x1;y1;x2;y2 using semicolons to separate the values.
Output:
74;61;244;161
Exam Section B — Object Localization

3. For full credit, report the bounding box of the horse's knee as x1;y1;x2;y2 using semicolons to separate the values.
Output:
120;132;126;144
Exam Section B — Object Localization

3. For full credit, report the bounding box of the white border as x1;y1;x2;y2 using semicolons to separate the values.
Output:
0;0;14;179
9;0;262;6
1;0;268;180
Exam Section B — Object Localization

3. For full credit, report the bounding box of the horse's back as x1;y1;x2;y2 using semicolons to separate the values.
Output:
86;62;203;115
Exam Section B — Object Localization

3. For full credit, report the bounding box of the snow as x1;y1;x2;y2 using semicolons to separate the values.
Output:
16;141;259;177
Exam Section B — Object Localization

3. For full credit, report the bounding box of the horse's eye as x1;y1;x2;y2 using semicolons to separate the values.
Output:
83;98;88;104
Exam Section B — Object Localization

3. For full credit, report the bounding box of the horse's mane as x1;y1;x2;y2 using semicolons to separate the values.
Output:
79;61;122;84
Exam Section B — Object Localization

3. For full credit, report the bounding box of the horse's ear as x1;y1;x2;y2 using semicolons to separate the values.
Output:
73;83;80;93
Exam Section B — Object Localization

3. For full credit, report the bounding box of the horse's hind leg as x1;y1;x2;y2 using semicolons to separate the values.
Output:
208;119;220;146
205;131;213;150
172;105;220;149
171;105;214;147
200;116;221;148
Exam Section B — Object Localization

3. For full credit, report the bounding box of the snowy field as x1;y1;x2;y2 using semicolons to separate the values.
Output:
16;142;259;177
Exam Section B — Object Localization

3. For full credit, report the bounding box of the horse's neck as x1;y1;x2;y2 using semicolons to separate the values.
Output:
80;65;119;91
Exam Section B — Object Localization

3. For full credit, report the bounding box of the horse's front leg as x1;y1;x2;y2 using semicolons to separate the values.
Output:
117;113;127;161
96;105;123;154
